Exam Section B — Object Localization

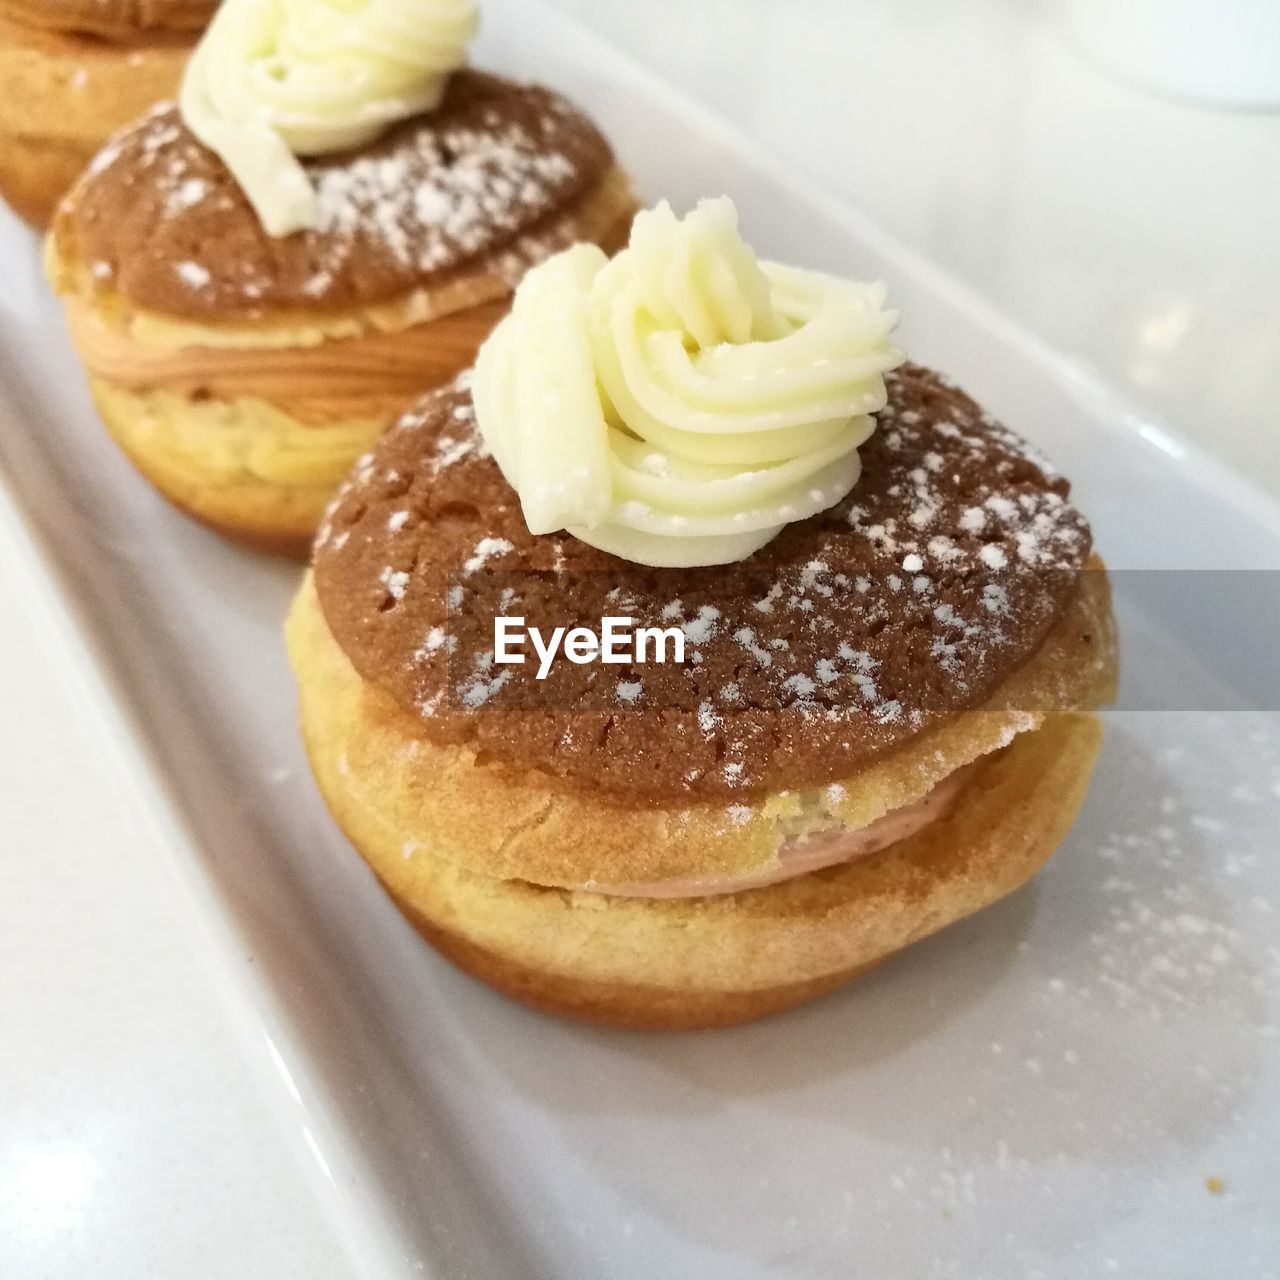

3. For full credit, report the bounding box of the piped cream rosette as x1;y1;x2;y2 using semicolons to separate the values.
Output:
473;198;904;567
181;0;478;236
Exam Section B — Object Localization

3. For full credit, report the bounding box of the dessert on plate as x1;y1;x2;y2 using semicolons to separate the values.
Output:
0;0;215;227
46;0;637;553
287;198;1118;1029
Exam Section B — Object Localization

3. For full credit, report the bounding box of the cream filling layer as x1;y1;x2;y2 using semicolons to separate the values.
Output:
67;294;506;420
586;763;975;900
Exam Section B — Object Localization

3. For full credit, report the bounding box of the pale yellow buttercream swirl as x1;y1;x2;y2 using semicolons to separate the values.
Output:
180;0;478;236
473;197;904;567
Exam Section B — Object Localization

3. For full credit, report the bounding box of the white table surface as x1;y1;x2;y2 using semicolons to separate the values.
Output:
2;2;1277;1276
0;504;357;1280
546;0;1280;495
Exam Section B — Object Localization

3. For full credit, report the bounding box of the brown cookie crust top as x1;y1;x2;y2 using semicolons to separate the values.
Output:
0;0;215;36
51;70;617;319
312;364;1094;801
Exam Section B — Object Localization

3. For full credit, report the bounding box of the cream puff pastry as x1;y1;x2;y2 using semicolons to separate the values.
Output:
48;0;637;552
287;200;1117;1028
0;0;214;227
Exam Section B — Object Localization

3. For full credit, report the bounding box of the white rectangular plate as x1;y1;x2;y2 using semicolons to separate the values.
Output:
2;2;1278;1275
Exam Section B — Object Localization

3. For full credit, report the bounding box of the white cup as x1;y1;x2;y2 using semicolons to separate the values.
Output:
1066;0;1280;110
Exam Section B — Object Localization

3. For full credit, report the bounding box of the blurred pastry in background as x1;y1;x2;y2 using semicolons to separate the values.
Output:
0;0;215;227
46;0;637;553
287;198;1118;1029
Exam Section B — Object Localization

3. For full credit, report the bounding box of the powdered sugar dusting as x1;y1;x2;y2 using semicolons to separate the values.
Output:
313;132;577;278
379;567;409;601
463;537;514;574
315;365;1101;796
175;261;211;289
75;80;608;314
